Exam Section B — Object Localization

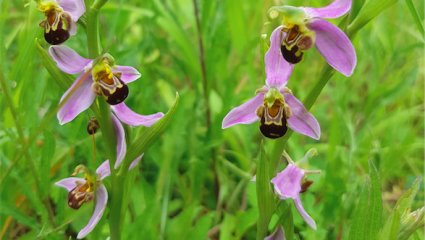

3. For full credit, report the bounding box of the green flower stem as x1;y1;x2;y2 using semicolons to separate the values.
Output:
85;0;127;239
0;66;57;228
86;0;109;58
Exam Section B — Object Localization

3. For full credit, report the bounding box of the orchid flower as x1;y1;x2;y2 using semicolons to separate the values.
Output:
264;226;286;240
267;0;356;76
55;156;142;239
222;27;320;140
49;45;164;168
36;0;85;45
270;149;321;230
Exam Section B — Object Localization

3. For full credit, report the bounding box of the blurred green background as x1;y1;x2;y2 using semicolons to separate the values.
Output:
1;0;424;239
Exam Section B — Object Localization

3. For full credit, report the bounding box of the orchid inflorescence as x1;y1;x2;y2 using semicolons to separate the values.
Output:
32;0;401;238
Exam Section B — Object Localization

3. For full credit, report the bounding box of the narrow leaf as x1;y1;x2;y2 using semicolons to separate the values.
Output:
348;180;370;240
278;203;294;240
39;130;56;198
395;175;422;219
35;39;73;91
256;141;276;240
365;158;382;240
349;0;398;33
122;93;179;171
405;0;425;41
379;208;400;240
0;202;40;230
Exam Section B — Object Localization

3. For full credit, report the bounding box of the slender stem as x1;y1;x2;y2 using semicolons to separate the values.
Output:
85;1;125;239
192;0;210;127
0;67;57;228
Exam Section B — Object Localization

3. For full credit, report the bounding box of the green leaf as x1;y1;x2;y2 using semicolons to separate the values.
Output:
0;202;40;230
39;130;56;198
220;213;236;240
348;180;370;240
256;141;276;240
277;202;294;240
349;0;399;33
35;39;74;91
379;208;400;240
365;158;382;240
405;0;425;41
395;175;422;219
121;93;179;172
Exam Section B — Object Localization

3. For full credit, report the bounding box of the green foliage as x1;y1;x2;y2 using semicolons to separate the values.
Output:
1;0;424;239
255;141;276;240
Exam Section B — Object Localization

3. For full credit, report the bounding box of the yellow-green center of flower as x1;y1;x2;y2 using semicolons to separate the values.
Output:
91;54;129;105
267;6;316;64
255;88;292;139
67;165;99;210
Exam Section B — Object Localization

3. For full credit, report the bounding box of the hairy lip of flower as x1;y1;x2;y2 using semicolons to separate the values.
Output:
257;88;292;139
40;11;72;45
281;25;315;64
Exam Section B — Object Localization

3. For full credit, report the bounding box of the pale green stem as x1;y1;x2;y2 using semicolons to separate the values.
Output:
85;0;126;239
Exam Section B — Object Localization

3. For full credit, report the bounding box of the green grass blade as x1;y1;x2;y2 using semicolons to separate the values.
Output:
348;180;370;240
349;0;399;33
39;130;56;198
365;158;382;240
35;39;74;90
0;202;41;230
395;175;422;219
256;141;276;240
405;0;425;41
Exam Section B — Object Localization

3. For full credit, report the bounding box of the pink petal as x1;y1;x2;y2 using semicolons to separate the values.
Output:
293;197;317;230
57;75;96;125
302;0;352;19
222;92;265;129
270;164;304;200
111;103;164;127
49;45;92;74
112;115;126;169
284;93;321;140
308;18;356;76
76;185;108;239
113;66;141;83
96;154;143;180
129;154;144;171
265;26;294;88
55;177;85;191
69;19;77;36
96;160;111;180
264;225;286;240
56;0;86;20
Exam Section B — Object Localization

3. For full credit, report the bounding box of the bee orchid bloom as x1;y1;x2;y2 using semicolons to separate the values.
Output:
55;156;142;239
222;27;320;140
37;0;85;45
270;150;321;230
50;45;164;167
268;0;356;76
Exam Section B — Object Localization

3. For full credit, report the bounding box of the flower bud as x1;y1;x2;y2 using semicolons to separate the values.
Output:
87;117;100;135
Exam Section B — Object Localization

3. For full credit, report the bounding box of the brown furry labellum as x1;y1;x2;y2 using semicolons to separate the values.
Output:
40;11;73;45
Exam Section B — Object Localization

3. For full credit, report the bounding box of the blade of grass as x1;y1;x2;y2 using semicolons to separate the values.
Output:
364;158;382;240
405;0;424;41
